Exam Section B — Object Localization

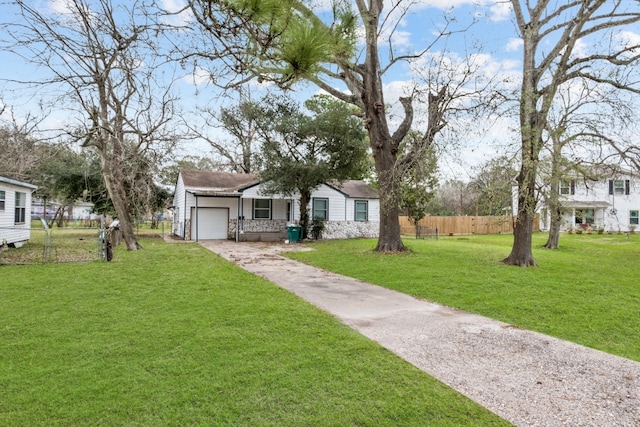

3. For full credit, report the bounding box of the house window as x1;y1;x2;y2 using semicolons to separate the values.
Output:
355;200;368;221
15;192;26;224
609;180;630;195
630;210;639;226
0;190;5;210
312;198;328;220
253;199;271;219
575;209;594;225
560;180;575;195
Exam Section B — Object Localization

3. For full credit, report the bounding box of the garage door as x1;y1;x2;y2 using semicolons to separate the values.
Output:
191;208;228;240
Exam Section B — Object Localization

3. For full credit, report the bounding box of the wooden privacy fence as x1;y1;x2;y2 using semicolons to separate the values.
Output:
399;215;539;236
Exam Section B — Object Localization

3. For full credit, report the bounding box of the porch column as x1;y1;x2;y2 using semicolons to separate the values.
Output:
195;195;199;242
236;197;240;242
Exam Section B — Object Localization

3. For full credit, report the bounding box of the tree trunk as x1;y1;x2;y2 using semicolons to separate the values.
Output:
543;129;565;249
298;189;311;240
503;20;541;267
503;210;537;266
360;1;406;253
503;160;538;266
374;157;406;253
544;159;562;249
98;145;141;251
370;135;406;252
376;198;404;252
544;208;561;249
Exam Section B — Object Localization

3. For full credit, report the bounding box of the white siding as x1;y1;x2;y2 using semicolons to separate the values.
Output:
533;172;640;232
0;181;34;245
240;197;291;220
345;198;380;222
241;184;274;199
172;174;186;237
172;172;380;240
307;184;348;221
241;183;297;221
569;176;640;232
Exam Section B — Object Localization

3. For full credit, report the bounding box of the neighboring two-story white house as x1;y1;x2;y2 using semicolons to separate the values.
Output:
536;167;639;233
0;175;38;247
172;170;380;242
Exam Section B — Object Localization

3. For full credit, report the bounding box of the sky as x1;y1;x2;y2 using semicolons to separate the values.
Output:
0;0;638;181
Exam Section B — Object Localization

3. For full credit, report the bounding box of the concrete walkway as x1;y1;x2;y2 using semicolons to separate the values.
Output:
198;240;640;427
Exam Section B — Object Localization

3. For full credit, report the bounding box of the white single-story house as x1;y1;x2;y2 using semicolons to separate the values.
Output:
0;175;38;247
31;198;94;221
515;166;640;233
172;169;380;241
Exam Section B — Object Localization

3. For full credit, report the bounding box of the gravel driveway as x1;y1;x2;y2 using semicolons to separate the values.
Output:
199;240;640;427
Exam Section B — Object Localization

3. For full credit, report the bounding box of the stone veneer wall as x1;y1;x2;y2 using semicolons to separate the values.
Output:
229;219;288;237
322;221;379;240
227;219;378;240
180;219;378;240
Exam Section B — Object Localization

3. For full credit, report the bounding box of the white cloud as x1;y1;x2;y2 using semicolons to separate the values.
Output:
613;30;640;58
47;0;74;15
183;66;212;86
616;30;640;47
505;38;523;52
488;1;512;22
572;38;589;58
406;0;482;9
159;0;193;26
390;29;412;47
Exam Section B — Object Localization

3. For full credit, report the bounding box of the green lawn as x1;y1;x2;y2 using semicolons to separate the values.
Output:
287;233;640;362
1;238;508;426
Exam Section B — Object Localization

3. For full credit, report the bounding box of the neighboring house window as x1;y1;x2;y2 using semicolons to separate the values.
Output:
609;180;630;195
575;209;594;225
630;210;639;226
355;200;368;221
15;192;26;224
560;180;575;195
253;199;271;219
0;190;5;210
312;198;328;220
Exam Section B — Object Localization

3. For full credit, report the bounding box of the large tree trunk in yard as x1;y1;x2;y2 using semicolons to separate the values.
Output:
298;189;311;240
544;210;561;249
503;162;538;266
99;146;142;251
504;212;536;266
373;154;406;253
504;21;542;267
360;2;407;254
376;198;405;252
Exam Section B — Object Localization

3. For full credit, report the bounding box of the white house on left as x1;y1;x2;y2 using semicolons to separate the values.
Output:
0;175;38;247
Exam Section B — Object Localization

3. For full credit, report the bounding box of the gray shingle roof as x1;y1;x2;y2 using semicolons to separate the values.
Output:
180;170;259;193
180;170;378;199
327;180;379;199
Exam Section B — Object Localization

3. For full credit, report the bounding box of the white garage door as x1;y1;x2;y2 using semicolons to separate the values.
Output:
191;208;228;240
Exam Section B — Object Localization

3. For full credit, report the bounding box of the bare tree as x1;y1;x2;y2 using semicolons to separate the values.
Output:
468;155;518;216
181;93;264;174
187;0;480;252
3;0;180;250
505;0;640;266
0;113;47;182
541;78;638;249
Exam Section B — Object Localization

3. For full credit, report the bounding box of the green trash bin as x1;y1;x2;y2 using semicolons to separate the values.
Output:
287;225;302;243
